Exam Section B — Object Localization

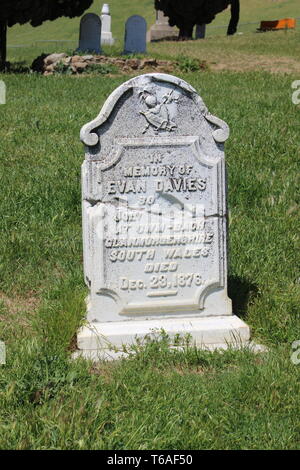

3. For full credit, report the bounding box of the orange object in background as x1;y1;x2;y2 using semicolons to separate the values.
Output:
259;18;296;31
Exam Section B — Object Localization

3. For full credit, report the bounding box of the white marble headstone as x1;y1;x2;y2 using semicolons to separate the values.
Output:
78;73;250;357
124;15;147;54
101;4;114;45
77;13;102;53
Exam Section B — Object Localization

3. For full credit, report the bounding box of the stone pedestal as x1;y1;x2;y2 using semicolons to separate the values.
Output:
77;315;250;360
147;10;178;42
101;4;114;46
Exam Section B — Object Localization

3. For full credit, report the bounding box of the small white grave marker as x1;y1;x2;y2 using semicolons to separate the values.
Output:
0;80;6;105
101;4;114;45
0;340;6;364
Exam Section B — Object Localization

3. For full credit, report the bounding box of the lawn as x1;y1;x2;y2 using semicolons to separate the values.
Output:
5;2;300;75
0;0;299;452
6;0;300;47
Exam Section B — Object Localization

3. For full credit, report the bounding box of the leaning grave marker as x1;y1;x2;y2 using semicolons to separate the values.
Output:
78;73;250;358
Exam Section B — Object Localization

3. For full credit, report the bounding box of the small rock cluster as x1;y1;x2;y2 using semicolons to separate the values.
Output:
31;53;206;75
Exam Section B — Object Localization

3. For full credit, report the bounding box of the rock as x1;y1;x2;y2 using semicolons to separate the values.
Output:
45;64;56;72
81;55;94;61
45;53;67;65
71;55;82;63
62;57;72;66
114;59;126;66
32;53;195;76
140;58;157;69
31;53;48;73
125;58;140;70
73;62;88;72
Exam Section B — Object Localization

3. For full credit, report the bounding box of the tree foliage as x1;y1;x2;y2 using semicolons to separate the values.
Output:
155;0;240;39
0;0;93;27
0;0;93;68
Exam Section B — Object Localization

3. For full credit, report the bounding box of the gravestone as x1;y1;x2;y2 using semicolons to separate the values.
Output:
77;13;102;54
78;73;251;359
124;15;147;54
0;80;6;105
100;4;114;45
147;9;178;42
195;24;206;39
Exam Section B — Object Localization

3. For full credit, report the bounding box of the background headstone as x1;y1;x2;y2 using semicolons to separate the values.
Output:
147;9;178;42
78;73;251;358
195;24;206;39
124;15;147;54
77;13;102;54
101;4;114;45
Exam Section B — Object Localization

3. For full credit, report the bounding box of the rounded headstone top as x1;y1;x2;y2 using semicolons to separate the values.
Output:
80;73;229;147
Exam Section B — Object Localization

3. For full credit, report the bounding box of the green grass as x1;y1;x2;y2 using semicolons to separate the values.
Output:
0;67;299;449
5;11;300;77
6;0;300;46
5;0;300;67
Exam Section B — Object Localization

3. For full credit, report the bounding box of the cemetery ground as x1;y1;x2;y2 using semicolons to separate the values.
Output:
0;34;300;449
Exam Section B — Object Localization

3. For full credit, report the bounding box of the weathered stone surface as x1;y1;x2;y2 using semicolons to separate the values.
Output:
77;13;102;54
72;61;88;71
147;9;178;42
78;316;250;351
77;73;251;356
71;55;82;63
44;53;67;65
81;55;94;61
126;58;139;69
124;15;147;54
45;64;56;72
101;3;114;45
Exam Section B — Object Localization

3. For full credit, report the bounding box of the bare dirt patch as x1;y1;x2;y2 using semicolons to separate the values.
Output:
209;53;300;74
0;291;40;335
0;291;39;316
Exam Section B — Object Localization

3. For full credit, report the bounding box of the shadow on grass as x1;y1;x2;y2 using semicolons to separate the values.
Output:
1;61;32;74
228;275;259;319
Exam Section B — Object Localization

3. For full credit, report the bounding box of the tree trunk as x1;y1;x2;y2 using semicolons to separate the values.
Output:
227;0;240;36
0;21;7;70
178;25;194;40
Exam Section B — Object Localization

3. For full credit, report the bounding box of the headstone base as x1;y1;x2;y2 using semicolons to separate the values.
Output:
76;315;251;360
101;32;114;45
147;24;178;42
